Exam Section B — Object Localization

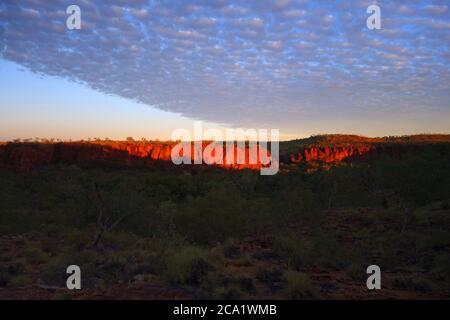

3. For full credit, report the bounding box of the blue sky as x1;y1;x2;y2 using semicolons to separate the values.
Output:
0;0;449;140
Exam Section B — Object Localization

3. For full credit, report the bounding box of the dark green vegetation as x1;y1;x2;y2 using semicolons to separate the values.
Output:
0;142;450;299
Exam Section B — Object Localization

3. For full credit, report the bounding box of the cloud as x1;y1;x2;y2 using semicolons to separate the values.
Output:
0;0;449;128
423;4;448;15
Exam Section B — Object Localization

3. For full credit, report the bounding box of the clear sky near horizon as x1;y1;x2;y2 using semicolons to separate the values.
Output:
0;0;449;141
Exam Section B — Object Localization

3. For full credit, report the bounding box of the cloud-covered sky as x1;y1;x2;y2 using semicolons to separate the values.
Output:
0;0;449;137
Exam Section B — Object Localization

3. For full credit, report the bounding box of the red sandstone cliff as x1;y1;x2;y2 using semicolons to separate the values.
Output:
0;141;272;173
1;135;449;173
288;145;375;163
282;134;450;164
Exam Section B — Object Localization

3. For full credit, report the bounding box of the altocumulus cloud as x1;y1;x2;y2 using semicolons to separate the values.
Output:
0;0;449;127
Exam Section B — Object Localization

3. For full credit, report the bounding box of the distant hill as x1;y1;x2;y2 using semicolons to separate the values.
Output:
281;134;450;147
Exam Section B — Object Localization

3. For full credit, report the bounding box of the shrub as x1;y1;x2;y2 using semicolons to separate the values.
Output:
256;267;283;292
125;253;166;281
9;274;32;287
283;271;315;299
392;275;435;293
165;246;212;286
346;263;367;283
272;235;315;268
64;230;91;250
23;247;49;264
41;258;67;287
174;189;247;245
102;232;137;250
311;232;349;269
0;262;25;287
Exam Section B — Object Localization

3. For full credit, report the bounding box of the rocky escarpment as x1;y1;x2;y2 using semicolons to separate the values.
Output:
0;141;272;173
1;135;449;173
280;134;450;164
287;145;375;163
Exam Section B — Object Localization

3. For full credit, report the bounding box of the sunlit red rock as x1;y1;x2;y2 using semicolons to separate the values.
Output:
290;146;376;163
1;135;449;173
0;141;273;173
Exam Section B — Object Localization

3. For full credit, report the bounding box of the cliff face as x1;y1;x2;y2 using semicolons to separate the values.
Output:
1;136;448;173
0;143;55;173
288;146;375;163
0;141;272;173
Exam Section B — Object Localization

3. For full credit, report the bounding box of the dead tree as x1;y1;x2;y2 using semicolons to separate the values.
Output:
89;183;129;249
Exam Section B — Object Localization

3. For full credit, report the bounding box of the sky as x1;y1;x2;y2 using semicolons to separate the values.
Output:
0;0;449;141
